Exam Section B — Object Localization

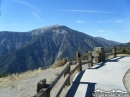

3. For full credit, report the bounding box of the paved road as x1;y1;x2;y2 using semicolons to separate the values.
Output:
66;56;130;97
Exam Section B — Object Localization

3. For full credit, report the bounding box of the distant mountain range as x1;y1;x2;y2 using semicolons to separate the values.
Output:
117;42;130;47
0;25;120;74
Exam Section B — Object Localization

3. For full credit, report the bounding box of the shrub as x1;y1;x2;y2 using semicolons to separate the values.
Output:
0;74;8;78
51;58;67;68
122;49;127;53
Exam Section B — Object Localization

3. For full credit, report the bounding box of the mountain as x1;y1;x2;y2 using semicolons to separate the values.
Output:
94;37;120;47
0;32;36;56
0;25;120;74
0;25;61;57
117;42;130;47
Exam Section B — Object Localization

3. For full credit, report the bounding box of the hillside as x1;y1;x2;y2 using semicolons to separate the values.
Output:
117;42;130;47
94;37;120;47
0;25;120;74
0;32;36;56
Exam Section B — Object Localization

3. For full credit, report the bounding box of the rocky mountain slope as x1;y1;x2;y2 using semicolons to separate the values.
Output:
117;42;130;47
0;25;120;74
0;32;36;56
94;37;120;47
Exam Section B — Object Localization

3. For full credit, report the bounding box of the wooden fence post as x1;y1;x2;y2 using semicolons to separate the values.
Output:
64;65;70;85
88;51;93;68
112;46;116;58
64;57;70;85
46;89;50;97
95;51;100;64
37;79;46;93
64;57;68;63
100;48;105;62
36;79;50;97
76;52;82;72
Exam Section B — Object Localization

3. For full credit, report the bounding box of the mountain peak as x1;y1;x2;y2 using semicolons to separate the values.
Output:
50;24;61;27
31;24;71;35
40;24;62;30
30;25;59;35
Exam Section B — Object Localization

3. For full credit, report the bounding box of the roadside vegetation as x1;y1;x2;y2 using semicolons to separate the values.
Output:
116;47;130;53
0;58;67;83
0;74;8;78
0;68;43;87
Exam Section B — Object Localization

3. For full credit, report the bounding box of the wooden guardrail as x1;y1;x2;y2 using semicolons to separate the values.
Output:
33;46;130;97
33;51;93;97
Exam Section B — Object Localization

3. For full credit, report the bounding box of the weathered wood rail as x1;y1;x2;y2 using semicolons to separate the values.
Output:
33;46;130;97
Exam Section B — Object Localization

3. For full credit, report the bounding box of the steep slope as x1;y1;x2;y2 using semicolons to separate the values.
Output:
0;25;120;74
0;32;36;56
0;25;120;57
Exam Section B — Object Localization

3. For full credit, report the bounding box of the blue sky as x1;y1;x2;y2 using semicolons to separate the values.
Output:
0;0;130;43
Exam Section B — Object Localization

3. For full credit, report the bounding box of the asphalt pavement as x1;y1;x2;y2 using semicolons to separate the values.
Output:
66;56;130;97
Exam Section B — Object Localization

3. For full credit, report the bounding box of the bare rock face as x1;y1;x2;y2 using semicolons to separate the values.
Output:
0;25;120;74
